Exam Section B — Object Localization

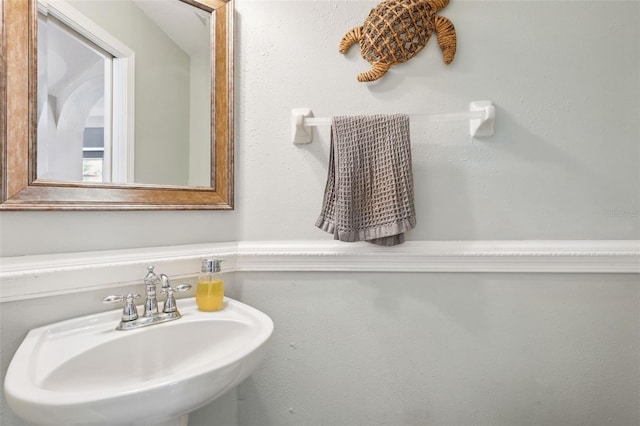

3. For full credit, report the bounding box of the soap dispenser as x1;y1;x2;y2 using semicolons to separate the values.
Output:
196;259;224;311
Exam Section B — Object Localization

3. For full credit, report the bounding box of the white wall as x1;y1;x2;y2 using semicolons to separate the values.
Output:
235;0;639;241
230;272;640;426
1;0;639;425
0;210;239;256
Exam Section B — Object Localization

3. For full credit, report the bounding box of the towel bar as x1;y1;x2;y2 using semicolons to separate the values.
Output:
292;100;495;144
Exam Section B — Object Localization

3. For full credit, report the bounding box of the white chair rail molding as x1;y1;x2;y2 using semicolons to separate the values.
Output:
1;239;638;302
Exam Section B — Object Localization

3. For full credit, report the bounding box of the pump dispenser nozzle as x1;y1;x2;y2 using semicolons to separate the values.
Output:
202;259;222;273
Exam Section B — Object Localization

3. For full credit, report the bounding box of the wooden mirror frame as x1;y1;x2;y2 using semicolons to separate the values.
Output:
0;0;233;210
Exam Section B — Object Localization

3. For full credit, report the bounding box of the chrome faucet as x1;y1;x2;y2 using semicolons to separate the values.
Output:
102;265;192;331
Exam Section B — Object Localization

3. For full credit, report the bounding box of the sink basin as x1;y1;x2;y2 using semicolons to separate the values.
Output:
4;297;273;426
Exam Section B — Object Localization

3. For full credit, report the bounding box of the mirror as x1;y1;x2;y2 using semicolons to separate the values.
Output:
1;0;234;210
38;0;214;187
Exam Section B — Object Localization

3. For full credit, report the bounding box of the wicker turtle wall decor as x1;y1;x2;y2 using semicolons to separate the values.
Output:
339;0;457;82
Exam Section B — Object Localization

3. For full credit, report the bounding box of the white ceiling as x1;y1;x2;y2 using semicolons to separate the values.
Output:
132;0;211;56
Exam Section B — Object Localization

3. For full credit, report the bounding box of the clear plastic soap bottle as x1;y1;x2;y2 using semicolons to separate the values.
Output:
196;259;224;311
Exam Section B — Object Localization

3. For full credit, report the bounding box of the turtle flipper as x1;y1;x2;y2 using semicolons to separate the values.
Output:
357;62;391;82
434;15;456;64
339;26;363;54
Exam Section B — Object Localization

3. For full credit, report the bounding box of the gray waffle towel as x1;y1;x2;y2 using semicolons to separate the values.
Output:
315;114;416;246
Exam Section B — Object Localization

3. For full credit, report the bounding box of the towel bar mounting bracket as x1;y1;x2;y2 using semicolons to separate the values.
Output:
469;101;495;138
292;108;314;144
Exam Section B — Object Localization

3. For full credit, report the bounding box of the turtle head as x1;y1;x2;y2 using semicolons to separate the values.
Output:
429;0;450;11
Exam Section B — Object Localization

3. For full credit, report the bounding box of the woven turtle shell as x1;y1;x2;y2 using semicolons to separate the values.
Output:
339;0;456;82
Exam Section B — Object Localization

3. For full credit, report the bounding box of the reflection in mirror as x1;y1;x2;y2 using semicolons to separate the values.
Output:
37;12;115;183
37;0;212;187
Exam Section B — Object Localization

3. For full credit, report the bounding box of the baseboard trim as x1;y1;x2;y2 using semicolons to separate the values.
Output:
1;240;638;302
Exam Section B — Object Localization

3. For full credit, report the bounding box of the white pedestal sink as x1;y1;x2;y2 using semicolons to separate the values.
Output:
4;297;273;426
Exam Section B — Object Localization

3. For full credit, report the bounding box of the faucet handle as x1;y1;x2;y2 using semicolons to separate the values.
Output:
102;293;141;303
161;282;192;313
158;273;192;294
172;284;193;292
161;284;192;295
102;293;141;322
